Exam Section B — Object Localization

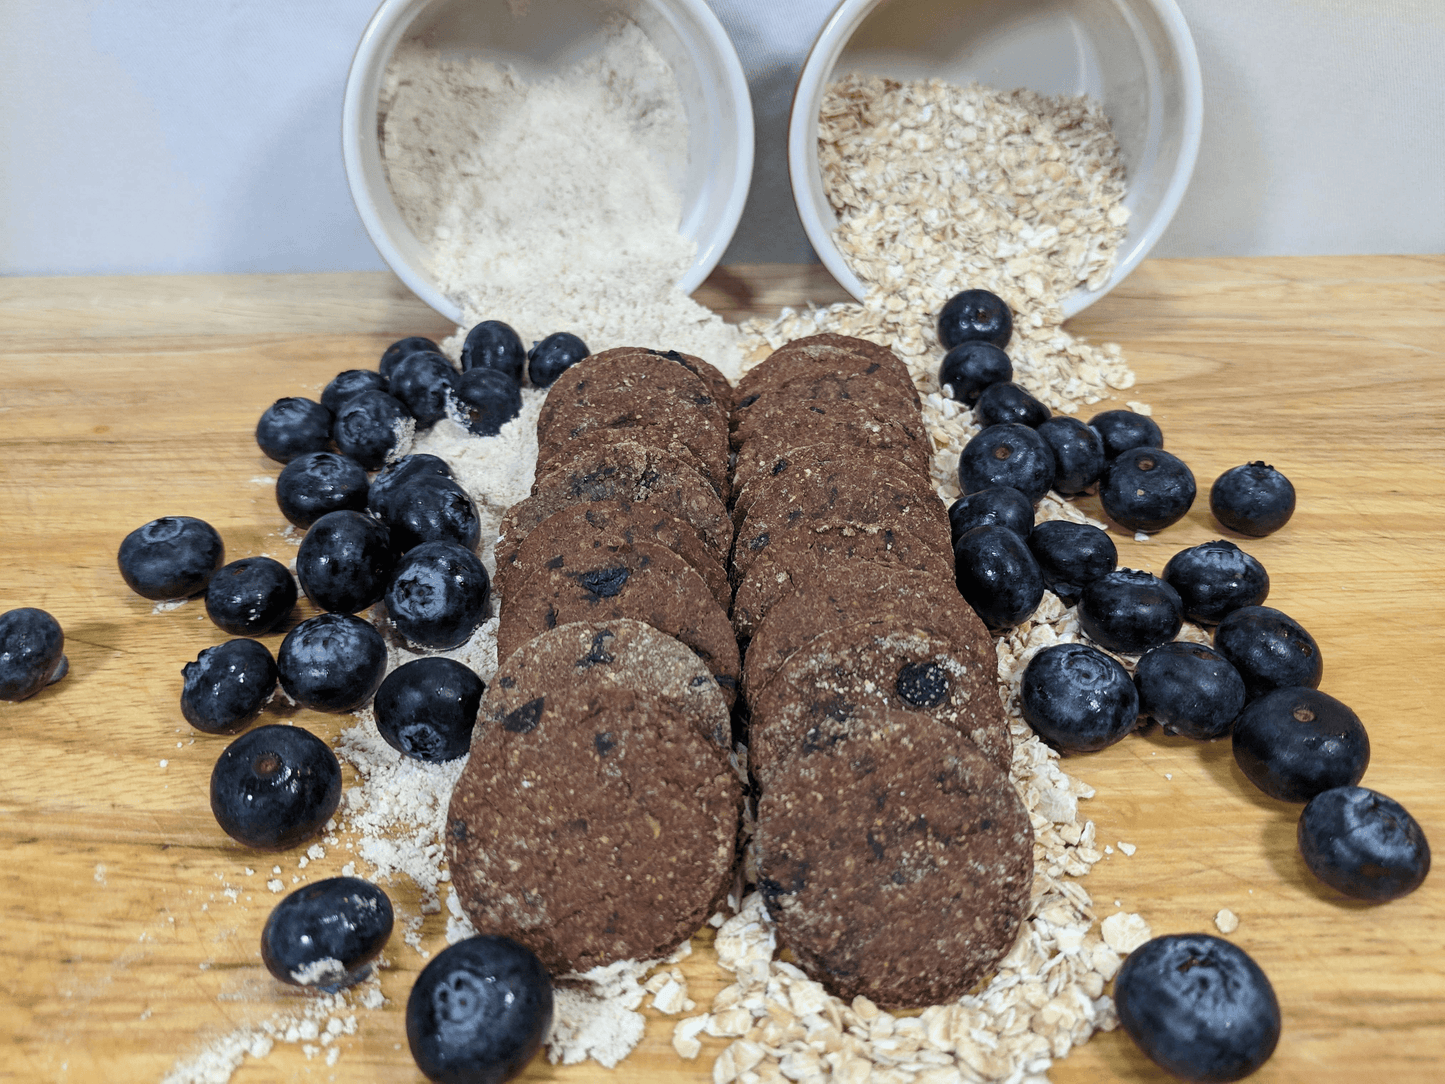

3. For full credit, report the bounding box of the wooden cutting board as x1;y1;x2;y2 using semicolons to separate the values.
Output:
1;256;1441;1083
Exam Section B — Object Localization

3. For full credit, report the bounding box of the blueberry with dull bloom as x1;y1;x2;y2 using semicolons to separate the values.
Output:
321;370;388;415
333;390;414;471
389;351;460;430
255;397;332;464
1020;642;1138;753
275;451;370;530
118;516;225;601
0;608;68;701
379;336;441;383
1088;409;1163;459
204;557;297;636
180;638;278;734
1298;786;1430;901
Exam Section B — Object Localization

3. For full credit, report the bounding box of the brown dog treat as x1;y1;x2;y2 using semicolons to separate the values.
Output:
497;541;740;707
731;401;931;497
500;440;732;566
753;707;1031;1009
538;352;725;440
730;368;920;445
731;522;953;638
536;407;730;500
494;498;730;616
747;618;1010;778
587;346;735;414
449;681;741;974
737;340;917;409
729;441;921;527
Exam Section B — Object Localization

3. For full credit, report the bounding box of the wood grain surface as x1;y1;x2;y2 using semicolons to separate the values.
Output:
1;257;1442;1083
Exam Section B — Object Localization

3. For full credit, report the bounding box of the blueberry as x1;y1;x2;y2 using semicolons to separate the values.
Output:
1077;569;1184;654
379;336;442;383
406;935;553;1084
390;351;460;430
1232;686;1369;802
1099;447;1196;534
1134;641;1246;740
180;638;278;734
255;397;332;464
1088;409;1163;459
1020;642;1138;753
1035;416;1105;496
385;542;491;650
460;320;526;382
0;608;67;701
209;724;342;850
1115;933;1280;1083
375;476;481;555
1211;461;1296;537
453;368;523;437
974;382;1050;429
374;657;484;762
275;451;370;530
938;341;1011;405
953;525;1044;629
1213;605;1322;700
937;288;1012;349
526;332;589;389
295;510;398;614
321;369;388;415
368;454;454;522
261;877;394;989
957;423;1057;504
205;557;297;636
1298;786;1430;901
1163;540;1270;625
118;516;225;601
1026;521;1117;605
277;613;388;713
946;486;1034;546
333;390;414;471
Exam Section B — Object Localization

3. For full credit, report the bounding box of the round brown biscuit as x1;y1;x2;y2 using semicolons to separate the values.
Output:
497;541;740;708
729;441;921;527
449;681;741;974
537;352;725;444
731;402;931;497
754;707;1032;1009
730;522;952;638
745;617;1010;778
737;341;917;409
536;403;730;500
587;346;735;414
494;498;729;615
730;367;920;446
534;427;726;505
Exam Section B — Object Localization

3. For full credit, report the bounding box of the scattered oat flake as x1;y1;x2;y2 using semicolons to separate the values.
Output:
1118;841;1137;856
1101;912;1152;954
1215;909;1240;934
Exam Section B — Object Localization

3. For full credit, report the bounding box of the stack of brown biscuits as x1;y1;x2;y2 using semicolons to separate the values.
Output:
734;334;1035;1008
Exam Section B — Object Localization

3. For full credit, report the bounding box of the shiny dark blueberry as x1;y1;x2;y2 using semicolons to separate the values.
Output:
938;340;1012;405
937;288;1012;349
276;451;370;530
321;369;388;415
1088;409;1164;459
118;516;225;601
390;351;460;430
957;423;1057;504
1232;686;1369;802
1134;641;1246;741
204;557;297;636
1213;605;1322;700
0;608;68;702
209;724;342;850
375;657;485;762
1163;540;1270;625
460;320;526;382
277;613;388;714
368;454;454;522
379;336;442;383
953;525;1044;629
947;486;1034;546
1036;415;1105;496
1211;461;1296;537
261;877;394;989
1298;786;1430;901
1078;569;1183;654
974;382;1050;429
1099;447;1197;534
1115;934;1280;1083
406;935;553;1084
385;476;481;555
526;331;589;388
333;390;414;471
295;510;398;614
180;638;278;734
1026;521;1117;605
386;541;491;650
1020;642;1138;753
454;368;524;437
255;397;332;464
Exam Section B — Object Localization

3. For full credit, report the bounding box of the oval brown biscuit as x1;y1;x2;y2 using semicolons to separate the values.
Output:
731;402;931;497
737;340;917;409
498;541;740;708
587;346;735;414
754;707;1031;1009
730;368;920;446
729;441;921;527
449;681;741;974
494;498;729;616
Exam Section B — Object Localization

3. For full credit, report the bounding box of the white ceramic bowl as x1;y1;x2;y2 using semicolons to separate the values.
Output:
789;0;1202;317
343;0;753;325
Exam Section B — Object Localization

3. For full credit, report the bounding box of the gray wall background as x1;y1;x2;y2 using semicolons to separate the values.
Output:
2;0;1441;277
